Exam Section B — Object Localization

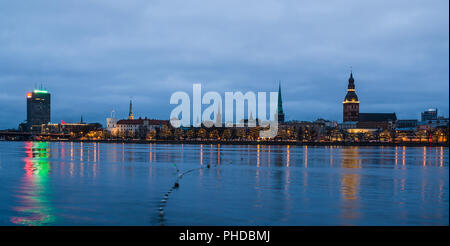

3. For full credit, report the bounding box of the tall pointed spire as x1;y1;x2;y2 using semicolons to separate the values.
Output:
215;104;222;127
345;71;357;97
277;81;285;123
128;99;134;120
348;70;355;90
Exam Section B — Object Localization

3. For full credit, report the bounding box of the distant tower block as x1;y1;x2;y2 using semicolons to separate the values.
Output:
26;88;51;132
343;71;360;122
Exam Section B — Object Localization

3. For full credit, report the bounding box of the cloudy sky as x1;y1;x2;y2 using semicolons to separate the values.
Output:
0;0;448;128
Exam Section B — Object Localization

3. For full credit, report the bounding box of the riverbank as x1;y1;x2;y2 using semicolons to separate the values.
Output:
2;139;448;147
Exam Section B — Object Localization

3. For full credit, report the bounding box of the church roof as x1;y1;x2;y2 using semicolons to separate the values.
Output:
343;72;359;102
117;119;169;125
117;119;144;125
359;113;397;122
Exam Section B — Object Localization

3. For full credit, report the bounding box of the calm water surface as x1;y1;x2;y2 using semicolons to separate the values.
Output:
0;141;447;225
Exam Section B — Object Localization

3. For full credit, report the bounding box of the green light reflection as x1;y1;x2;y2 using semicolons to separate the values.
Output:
10;142;56;226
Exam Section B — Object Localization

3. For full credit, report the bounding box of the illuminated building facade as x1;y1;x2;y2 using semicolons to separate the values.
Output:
114;118;169;135
106;100;169;136
106;110;117;133
421;108;438;122
341;72;398;130
343;72;359;122
26;89;51;132
41;122;102;134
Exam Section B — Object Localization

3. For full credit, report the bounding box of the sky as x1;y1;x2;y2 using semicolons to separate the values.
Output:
0;0;448;129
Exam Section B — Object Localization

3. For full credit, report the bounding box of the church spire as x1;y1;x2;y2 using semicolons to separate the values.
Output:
128;99;134;120
215;104;222;127
344;71;358;98
348;71;355;90
277;81;285;123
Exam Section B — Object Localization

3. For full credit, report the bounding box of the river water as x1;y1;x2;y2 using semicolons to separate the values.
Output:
0;141;447;225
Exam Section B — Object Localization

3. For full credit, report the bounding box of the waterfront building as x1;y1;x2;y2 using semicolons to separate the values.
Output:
106;100;169;137
25;88;51;132
396;119;418;130
418;116;449;131
284;121;326;142
357;113;397;130
338;121;358;130
314;118;338;129
417;108;448;131
421;108;438;122
106;110;117;133
346;128;378;134
41;122;102;135
343;72;359;122
115;118;169;135
341;71;397;130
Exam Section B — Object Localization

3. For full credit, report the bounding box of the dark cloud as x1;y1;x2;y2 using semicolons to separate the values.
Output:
0;0;448;128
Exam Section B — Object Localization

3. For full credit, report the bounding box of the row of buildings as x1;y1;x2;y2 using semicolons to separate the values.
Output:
14;72;448;143
339;72;448;134
17;88;102;136
106;100;169;137
101;72;447;142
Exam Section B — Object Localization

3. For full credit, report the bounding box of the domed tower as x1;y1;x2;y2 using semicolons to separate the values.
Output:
343;72;359;122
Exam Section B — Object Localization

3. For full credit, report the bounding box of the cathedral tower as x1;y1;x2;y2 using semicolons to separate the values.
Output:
343;72;359;122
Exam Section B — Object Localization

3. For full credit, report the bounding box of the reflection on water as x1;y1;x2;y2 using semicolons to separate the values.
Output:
0;142;447;225
340;147;362;223
10;142;56;226
341;147;361;200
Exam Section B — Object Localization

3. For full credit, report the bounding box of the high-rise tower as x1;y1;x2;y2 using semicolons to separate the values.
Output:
128;99;134;120
26;88;51;132
343;72;359;122
277;82;285;123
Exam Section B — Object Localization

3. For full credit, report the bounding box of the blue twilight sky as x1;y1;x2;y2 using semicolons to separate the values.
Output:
0;0;448;128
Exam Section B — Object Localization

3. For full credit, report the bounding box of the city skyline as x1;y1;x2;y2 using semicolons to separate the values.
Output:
1;70;448;129
0;0;449;128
